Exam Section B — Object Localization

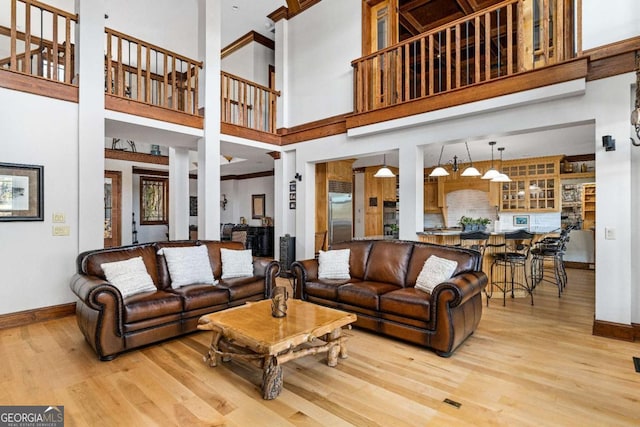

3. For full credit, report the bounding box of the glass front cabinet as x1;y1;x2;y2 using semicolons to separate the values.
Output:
500;156;561;212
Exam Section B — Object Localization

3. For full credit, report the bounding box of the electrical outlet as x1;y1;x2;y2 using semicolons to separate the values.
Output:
52;225;70;236
605;227;616;240
52;212;65;223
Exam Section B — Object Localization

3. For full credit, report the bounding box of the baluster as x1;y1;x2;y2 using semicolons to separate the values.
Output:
404;44;409;101
117;35;123;96
507;4;513;75
497;8;501;77
475;15;481;82
186;61;192;114
420;37;426;98
136;42;142;101
428;34;434;95
446;27;451;91
24;1;31;74
171;56;177;109
65;16;71;83
106;31;112;93
542;0;549;65
455;23;461;88
485;12;491;80
10;0;17;71
193;66;199;115
52;12;59;81
163;54;168;108
145;46;151;104
395;46;401;104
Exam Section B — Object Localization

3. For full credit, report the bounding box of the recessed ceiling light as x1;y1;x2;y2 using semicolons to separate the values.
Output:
232;5;239;11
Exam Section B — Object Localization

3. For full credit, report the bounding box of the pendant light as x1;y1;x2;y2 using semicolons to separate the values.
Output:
374;154;395;178
429;146;449;177
491;147;511;182
460;141;481;177
481;141;500;180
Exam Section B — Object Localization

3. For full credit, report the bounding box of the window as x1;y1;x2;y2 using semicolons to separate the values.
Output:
140;176;168;225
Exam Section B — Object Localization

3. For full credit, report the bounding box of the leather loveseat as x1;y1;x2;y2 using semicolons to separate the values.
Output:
291;240;487;357
70;240;280;360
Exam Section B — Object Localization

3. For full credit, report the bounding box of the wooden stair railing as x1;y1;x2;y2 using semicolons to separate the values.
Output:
1;0;77;84
221;71;280;134
105;27;203;116
352;0;578;114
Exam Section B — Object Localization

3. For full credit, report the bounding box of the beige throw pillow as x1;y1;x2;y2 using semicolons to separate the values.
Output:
220;248;254;279
159;245;217;288
101;256;157;298
415;255;458;293
318;249;351;280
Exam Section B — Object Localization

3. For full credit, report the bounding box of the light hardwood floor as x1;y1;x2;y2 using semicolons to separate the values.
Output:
1;269;639;426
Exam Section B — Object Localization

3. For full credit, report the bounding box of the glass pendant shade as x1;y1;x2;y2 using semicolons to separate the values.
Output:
481;168;500;180
491;173;511;182
374;154;396;178
461;166;481;177
429;166;449;177
374;166;395;178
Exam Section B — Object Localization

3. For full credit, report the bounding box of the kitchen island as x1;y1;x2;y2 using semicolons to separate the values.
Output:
417;227;560;302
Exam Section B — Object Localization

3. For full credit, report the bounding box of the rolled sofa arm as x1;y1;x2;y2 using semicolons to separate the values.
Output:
429;270;488;357
252;258;281;298
69;273;126;360
290;259;318;299
432;271;488;307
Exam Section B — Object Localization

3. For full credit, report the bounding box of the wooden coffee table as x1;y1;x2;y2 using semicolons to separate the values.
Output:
197;299;357;399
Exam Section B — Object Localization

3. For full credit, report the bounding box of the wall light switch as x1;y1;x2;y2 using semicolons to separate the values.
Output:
52;225;70;236
52;212;65;223
605;227;616;240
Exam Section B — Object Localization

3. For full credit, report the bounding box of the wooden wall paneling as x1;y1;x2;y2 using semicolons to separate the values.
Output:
315;163;328;236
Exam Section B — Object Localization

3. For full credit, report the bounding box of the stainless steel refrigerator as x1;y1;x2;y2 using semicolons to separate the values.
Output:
328;191;353;245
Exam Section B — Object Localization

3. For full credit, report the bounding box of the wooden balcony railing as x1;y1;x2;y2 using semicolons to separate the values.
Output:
105;27;203;116
352;0;578;114
221;71;279;134
0;0;77;84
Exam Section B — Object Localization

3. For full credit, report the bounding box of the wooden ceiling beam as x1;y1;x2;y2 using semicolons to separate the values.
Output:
399;0;435;13
286;0;301;14
399;13;424;36
454;0;476;15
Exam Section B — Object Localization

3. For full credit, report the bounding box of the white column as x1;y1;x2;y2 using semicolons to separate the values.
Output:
76;0;105;252
592;74;634;325
197;0;221;240
398;146;424;240
274;18;290;129
169;147;190;240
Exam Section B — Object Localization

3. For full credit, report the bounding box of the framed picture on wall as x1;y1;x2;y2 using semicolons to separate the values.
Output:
289;193;296;201
189;196;197;216
289;202;296;210
513;215;529;226
289;181;296;192
252;194;265;219
0;162;44;221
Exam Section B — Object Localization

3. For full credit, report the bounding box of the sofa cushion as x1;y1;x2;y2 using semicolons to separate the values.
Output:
331;240;373;280
220;248;254;279
159;245;217;288
305;278;356;300
363;241;413;287
100;256;157;298
379;288;431;322
318;249;350;279
170;284;229;311
415;255;458;293
123;290;183;323
218;276;265;301
338;281;400;310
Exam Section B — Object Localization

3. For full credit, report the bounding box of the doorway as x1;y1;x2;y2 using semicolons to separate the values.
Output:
104;170;122;248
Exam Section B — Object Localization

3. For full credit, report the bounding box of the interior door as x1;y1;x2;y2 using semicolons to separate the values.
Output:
104;170;122;248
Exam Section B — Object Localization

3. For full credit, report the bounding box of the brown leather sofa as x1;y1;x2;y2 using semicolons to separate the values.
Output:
291;240;487;357
70;240;280;360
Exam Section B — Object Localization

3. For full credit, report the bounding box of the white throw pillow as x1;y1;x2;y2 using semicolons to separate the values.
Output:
220;248;254;279
415;255;458;293
101;256;157;298
159;245;216;288
318;249;351;280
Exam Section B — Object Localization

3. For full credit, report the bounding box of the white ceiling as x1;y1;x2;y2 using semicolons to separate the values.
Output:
221;0;285;47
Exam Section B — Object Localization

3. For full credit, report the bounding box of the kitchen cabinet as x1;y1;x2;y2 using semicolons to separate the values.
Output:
423;181;439;212
582;183;596;230
363;166;398;236
500;156;561;212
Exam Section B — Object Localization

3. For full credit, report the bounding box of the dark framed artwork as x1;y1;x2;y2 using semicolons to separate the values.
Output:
189;196;197;216
289;202;296;210
252;194;265;219
289;181;296;192
289;192;296;201
0;162;44;221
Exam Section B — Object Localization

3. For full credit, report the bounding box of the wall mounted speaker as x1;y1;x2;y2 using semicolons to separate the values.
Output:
602;135;616;152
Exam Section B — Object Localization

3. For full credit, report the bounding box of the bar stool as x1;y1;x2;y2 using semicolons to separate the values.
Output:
456;231;490;262
488;229;535;306
530;227;572;297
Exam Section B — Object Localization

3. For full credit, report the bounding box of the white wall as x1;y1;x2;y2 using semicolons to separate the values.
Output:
284;0;360;126
582;0;640;50
220;176;275;226
104;0;199;59
0;89;79;314
222;43;274;88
